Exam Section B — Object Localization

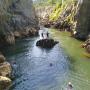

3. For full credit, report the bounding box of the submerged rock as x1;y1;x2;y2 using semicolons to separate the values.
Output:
0;76;11;90
36;39;59;48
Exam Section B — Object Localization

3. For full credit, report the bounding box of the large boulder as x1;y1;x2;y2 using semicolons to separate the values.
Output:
0;62;12;77
0;53;12;90
0;76;11;90
36;39;59;48
0;54;6;63
85;37;90;53
14;27;38;38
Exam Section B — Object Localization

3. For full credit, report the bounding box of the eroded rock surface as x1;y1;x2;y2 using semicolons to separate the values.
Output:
0;54;12;90
0;0;39;45
0;76;11;90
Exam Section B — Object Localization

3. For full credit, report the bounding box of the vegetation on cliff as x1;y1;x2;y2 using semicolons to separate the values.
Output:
35;0;90;54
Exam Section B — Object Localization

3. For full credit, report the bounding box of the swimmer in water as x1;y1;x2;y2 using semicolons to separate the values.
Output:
50;63;53;66
67;82;73;90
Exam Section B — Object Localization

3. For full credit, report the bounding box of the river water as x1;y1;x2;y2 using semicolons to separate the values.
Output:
2;28;90;90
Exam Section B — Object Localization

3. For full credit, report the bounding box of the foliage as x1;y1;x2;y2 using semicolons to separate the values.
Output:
49;0;78;22
33;0;62;7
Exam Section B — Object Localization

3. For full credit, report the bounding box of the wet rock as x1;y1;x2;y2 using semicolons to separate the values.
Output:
0;76;11;90
14;31;21;38
81;36;90;53
86;45;90;53
5;32;15;45
85;38;90;46
85;38;90;53
28;27;38;36
0;62;11;77
36;39;59;48
0;54;6;64
74;32;87;41
14;27;39;38
0;53;12;90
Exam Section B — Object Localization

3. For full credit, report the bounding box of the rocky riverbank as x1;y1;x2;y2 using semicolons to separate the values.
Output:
0;0;39;45
0;0;40;89
0;53;12;90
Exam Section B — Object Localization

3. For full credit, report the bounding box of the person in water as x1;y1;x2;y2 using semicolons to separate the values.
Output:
50;63;53;67
11;61;18;76
67;82;73;90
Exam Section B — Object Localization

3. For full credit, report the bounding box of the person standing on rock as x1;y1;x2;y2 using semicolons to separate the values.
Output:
41;32;44;39
46;31;49;38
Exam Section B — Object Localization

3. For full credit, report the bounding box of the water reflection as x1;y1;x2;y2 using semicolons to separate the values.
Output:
3;30;70;90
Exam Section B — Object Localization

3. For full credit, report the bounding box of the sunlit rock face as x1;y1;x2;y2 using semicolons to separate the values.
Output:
0;76;11;90
0;0;39;44
75;0;90;40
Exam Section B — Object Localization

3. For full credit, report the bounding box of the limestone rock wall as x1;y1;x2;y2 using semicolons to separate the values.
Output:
75;0;90;40
0;0;39;44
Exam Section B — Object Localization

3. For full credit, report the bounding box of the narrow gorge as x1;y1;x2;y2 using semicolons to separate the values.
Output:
0;0;90;90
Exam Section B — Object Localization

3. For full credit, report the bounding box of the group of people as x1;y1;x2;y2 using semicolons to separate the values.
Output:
40;31;49;39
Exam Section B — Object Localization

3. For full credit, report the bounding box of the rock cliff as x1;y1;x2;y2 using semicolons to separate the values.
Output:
75;0;90;40
0;0;39;45
0;0;39;89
